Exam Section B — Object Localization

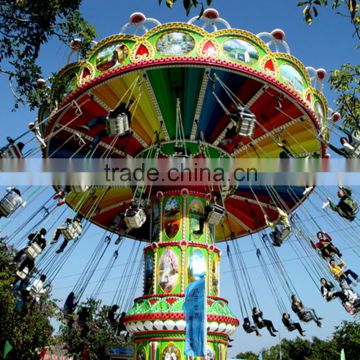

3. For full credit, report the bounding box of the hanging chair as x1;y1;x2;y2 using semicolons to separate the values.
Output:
231;108;256;137
24;243;43;260
106;113;130;136
61;221;82;241
124;206;146;229
16;267;30;281
207;204;225;225
0;189;24;217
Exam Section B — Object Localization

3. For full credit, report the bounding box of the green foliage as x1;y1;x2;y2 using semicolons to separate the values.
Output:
236;323;360;360
329;64;360;133
297;0;360;39
0;0;96;110
236;351;258;359
333;321;360;359
159;0;214;16
59;298;122;360
0;249;55;360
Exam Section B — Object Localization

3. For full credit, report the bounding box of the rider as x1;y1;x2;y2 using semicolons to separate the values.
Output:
51;215;83;253
320;278;347;303
311;231;342;259
252;308;278;337
242;317;261;337
328;258;360;286
325;187;358;222
291;295;322;327
282;313;305;336
264;205;291;247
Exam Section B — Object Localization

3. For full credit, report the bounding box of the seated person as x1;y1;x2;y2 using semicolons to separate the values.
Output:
117;311;129;340
320;278;347;303
252;307;278;337
64;292;78;317
282;313;305;336
324;187;358;222
339;283;360;314
264;206;291;247
107;304;119;330
243;317;261;336
78;102;132;150
311;231;342;259
51;215;83;253
13;228;47;262
0;137;25;159
193;192;223;236
291;295;322;327
328;137;358;159
26;274;48;303
329;258;360;286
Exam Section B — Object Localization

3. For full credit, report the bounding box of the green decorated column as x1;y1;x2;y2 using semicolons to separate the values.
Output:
124;190;239;359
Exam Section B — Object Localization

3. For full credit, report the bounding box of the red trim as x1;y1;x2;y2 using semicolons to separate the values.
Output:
144;241;221;254
133;294;229;303
45;57;321;141
133;337;229;345
124;313;239;325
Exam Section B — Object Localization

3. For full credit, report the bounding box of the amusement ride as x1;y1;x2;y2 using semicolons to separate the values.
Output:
0;8;360;360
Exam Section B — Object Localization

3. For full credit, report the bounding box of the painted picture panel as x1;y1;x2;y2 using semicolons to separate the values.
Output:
95;43;129;72
188;249;206;284
163;197;181;239
158;249;179;293
156;31;195;55
223;38;259;65
162;344;181;360
280;64;305;93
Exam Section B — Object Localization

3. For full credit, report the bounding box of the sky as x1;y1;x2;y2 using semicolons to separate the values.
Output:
0;0;359;357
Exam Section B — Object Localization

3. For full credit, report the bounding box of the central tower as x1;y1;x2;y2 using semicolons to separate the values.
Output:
124;190;239;359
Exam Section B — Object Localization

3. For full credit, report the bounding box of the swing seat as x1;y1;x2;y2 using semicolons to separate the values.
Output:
0;144;23;159
62;221;82;241
25;243;43;260
233;109;256;137
16;267;29;280
0;191;23;217
124;207;146;229
207;204;225;225
298;311;312;322
106;113;130;136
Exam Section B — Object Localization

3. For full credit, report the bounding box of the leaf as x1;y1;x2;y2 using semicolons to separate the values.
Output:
183;0;192;15
206;0;213;5
297;1;309;6
349;0;356;19
166;0;175;8
313;6;319;17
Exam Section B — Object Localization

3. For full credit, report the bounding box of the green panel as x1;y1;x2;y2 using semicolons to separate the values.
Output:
147;67;204;139
147;68;177;138
183;68;205;137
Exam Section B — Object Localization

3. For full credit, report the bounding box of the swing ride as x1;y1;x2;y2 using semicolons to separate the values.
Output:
1;8;360;360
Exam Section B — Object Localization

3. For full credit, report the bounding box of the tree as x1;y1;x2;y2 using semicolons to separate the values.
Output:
59;298;122;360
159;0;214;15
297;0;360;39
333;321;360;359
0;0;96;109
236;351;258;360
0;243;56;360
329;64;360;133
